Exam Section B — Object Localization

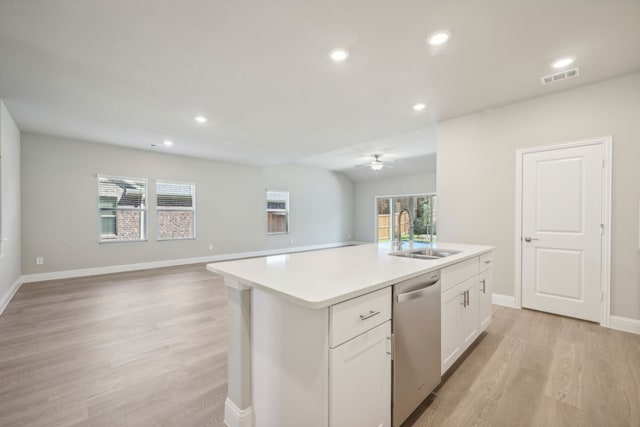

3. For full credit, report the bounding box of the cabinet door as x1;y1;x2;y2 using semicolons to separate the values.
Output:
479;270;493;331
461;278;480;350
441;283;465;374
329;321;391;427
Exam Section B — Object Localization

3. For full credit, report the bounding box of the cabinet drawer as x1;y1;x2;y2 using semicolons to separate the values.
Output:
479;252;493;272
330;287;391;348
441;257;479;293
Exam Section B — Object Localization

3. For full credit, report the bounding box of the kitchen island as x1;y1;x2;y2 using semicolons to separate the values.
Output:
207;242;493;427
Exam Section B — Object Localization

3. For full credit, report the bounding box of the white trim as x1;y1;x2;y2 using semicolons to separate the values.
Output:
600;138;613;327
609;316;640;335
514;136;613;327
224;397;254;427
21;241;362;284
0;276;22;316
492;293;518;308
514;149;523;309
375;192;437;199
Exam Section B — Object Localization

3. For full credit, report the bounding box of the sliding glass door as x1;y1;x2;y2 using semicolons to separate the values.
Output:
376;194;437;246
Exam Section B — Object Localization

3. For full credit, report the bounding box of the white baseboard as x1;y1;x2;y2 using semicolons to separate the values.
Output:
0;276;22;316
609;315;640;335
492;293;518;308
21;241;361;284
224;397;254;427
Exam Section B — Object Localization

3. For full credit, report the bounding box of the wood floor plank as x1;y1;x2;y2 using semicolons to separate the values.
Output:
411;305;640;427
0;264;227;427
532;396;589;426
1;266;639;426
614;329;640;423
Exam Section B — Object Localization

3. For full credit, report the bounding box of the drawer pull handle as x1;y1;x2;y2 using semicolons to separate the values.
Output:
484;260;492;264
359;310;380;320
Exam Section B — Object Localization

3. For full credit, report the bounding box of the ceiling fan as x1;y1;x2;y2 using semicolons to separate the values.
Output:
356;154;394;171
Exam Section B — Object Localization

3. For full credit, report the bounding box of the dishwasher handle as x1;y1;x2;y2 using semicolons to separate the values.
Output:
396;277;440;303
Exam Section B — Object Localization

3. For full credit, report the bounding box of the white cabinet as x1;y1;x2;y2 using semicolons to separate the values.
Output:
479;270;493;330
441;282;464;372
330;288;391;427
330;321;391;427
478;251;493;331
330;287;391;347
252;287;391;427
461;278;480;349
441;257;479;293
441;276;479;374
441;251;493;375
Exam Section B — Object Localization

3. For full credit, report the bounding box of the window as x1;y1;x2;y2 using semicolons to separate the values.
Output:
98;176;147;242
157;181;196;240
99;196;117;236
376;194;437;245
266;190;289;234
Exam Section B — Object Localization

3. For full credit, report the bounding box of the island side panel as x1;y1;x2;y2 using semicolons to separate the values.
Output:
252;288;329;427
225;280;254;426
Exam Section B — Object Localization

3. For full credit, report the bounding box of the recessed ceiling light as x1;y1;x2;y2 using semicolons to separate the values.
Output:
163;140;173;147
329;48;349;62
551;57;574;69
413;103;427;111
194;115;208;124
427;31;450;47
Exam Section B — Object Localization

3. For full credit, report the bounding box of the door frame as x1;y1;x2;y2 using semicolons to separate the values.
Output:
514;136;612;327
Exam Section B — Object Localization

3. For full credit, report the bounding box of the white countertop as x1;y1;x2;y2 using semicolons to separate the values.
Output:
206;242;493;309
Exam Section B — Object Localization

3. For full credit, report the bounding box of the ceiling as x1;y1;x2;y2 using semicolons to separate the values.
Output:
0;0;639;178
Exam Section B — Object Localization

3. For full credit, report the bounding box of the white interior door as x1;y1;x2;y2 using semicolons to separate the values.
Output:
521;143;603;322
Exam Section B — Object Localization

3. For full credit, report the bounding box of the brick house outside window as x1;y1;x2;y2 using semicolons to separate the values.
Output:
98;176;147;242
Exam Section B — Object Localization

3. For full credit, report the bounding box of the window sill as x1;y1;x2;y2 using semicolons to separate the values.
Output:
99;239;149;244
157;237;197;241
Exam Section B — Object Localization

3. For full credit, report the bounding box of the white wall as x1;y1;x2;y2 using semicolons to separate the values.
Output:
354;164;437;242
21;133;354;275
0;100;21;311
437;72;640;320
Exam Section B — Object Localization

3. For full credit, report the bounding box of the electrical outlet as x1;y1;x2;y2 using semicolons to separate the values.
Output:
35;257;44;266
347;233;352;239
208;244;213;251
290;238;295;245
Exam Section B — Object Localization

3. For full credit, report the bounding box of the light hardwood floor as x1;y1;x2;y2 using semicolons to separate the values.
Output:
1;264;639;426
0;264;228;427
408;304;640;426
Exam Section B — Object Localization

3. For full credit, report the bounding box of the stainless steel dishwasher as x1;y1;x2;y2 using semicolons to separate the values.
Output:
392;271;441;427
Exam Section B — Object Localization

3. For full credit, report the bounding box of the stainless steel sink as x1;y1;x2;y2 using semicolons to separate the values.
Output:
390;248;461;260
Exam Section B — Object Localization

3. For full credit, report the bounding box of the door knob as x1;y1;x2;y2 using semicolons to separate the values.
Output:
524;237;539;242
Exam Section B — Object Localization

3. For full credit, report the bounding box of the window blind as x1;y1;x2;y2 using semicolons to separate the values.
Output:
157;181;196;240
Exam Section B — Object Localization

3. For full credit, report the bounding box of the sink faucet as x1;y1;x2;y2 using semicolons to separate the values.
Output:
394;208;413;251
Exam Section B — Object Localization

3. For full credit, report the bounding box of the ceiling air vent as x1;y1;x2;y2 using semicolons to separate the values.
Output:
540;67;579;85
